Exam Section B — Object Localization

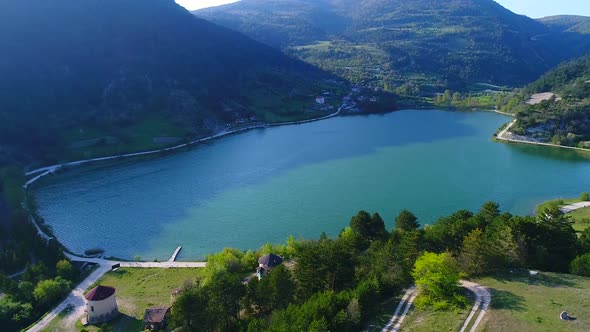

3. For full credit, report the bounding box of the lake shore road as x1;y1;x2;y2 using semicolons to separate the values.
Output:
497;120;590;153
23;107;344;188
460;280;491;332
560;201;590;214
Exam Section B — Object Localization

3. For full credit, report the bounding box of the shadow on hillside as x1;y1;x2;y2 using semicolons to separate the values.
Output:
489;289;525;312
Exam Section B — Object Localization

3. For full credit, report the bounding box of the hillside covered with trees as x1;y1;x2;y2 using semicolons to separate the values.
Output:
196;0;590;91
0;0;343;166
499;56;590;148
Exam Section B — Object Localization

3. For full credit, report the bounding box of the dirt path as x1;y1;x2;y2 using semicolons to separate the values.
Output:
382;286;417;332
460;280;491;332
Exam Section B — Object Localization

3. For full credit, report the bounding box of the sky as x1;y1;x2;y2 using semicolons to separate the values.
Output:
177;0;590;18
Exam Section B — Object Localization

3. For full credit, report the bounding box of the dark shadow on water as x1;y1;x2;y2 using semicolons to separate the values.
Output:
489;289;526;312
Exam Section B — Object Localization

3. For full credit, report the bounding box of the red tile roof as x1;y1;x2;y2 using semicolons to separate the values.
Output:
85;285;116;301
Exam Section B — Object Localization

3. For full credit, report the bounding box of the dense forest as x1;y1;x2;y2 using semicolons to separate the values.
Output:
197;0;590;90
165;201;590;331
499;56;590;147
0;169;72;331
0;0;343;166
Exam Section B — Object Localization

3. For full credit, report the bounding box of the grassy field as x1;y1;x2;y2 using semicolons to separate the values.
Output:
43;268;204;332
476;270;590;332
401;306;470;332
61;113;189;161
364;289;472;332
536;196;590;232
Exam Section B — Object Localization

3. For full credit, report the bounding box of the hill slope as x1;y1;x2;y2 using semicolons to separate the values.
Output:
501;56;590;147
196;0;590;89
0;0;342;165
540;15;590;34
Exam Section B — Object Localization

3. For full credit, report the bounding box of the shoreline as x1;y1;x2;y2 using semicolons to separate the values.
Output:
496;120;590;153
24;107;345;188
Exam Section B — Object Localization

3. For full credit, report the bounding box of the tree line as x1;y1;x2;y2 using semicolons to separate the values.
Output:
169;201;590;331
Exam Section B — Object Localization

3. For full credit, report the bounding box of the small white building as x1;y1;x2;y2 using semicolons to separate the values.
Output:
315;96;325;104
85;285;119;325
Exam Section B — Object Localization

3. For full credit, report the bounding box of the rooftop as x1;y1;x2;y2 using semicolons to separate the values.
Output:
143;307;171;323
258;253;283;269
85;285;116;301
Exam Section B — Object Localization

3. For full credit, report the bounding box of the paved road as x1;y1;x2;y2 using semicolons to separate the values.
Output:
497;120;590;153
24;107;344;187
25;254;206;332
460;280;491;332
382;286;417;332
560;201;590;214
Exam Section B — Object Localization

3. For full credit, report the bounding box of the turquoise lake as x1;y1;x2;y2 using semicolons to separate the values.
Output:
34;110;590;260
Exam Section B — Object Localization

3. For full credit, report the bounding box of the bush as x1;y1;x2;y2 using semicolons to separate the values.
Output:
581;192;590;201
571;254;590;276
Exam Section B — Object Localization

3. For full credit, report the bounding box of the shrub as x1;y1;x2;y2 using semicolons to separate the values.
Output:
581;192;590;201
571;254;590;276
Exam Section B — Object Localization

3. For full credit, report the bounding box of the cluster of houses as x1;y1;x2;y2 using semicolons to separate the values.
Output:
82;253;285;331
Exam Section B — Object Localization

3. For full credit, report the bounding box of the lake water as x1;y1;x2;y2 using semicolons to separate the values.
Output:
34;110;590;260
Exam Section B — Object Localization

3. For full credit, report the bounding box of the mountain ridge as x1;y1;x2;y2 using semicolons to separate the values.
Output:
196;0;590;89
0;0;342;164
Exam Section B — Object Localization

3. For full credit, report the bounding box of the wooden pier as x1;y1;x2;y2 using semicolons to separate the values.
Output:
169;246;182;262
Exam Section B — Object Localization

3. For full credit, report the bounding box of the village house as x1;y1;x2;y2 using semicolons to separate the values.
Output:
84;285;119;325
315;96;325;104
257;253;284;280
143;306;171;331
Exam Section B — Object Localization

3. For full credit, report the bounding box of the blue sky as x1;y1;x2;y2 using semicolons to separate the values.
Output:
177;0;590;18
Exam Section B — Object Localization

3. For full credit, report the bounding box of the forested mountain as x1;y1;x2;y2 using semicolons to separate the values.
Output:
540;15;590;34
196;0;590;89
501;55;590;147
0;0;341;165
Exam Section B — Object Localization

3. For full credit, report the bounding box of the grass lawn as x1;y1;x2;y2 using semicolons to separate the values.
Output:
364;289;472;332
43;268;203;332
401;306;470;332
400;290;472;332
477;270;590;332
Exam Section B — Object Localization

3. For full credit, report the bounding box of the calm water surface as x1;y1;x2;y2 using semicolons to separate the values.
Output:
34;110;590;260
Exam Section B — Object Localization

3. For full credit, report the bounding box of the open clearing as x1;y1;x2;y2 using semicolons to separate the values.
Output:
42;268;203;332
526;92;562;105
476;270;590;332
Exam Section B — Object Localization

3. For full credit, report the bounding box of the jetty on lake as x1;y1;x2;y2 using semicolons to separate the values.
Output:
169;246;182;262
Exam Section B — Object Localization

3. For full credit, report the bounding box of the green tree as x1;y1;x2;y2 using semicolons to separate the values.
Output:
477;201;501;225
581;192;590;201
206;272;245;330
56;260;75;281
33;277;71;306
171;285;212;332
458;229;486;275
349;211;386;244
264;265;295;310
395;209;420;232
412;252;461;309
571;254;590;276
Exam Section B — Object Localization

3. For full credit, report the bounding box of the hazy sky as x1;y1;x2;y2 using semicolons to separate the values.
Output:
177;0;590;18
